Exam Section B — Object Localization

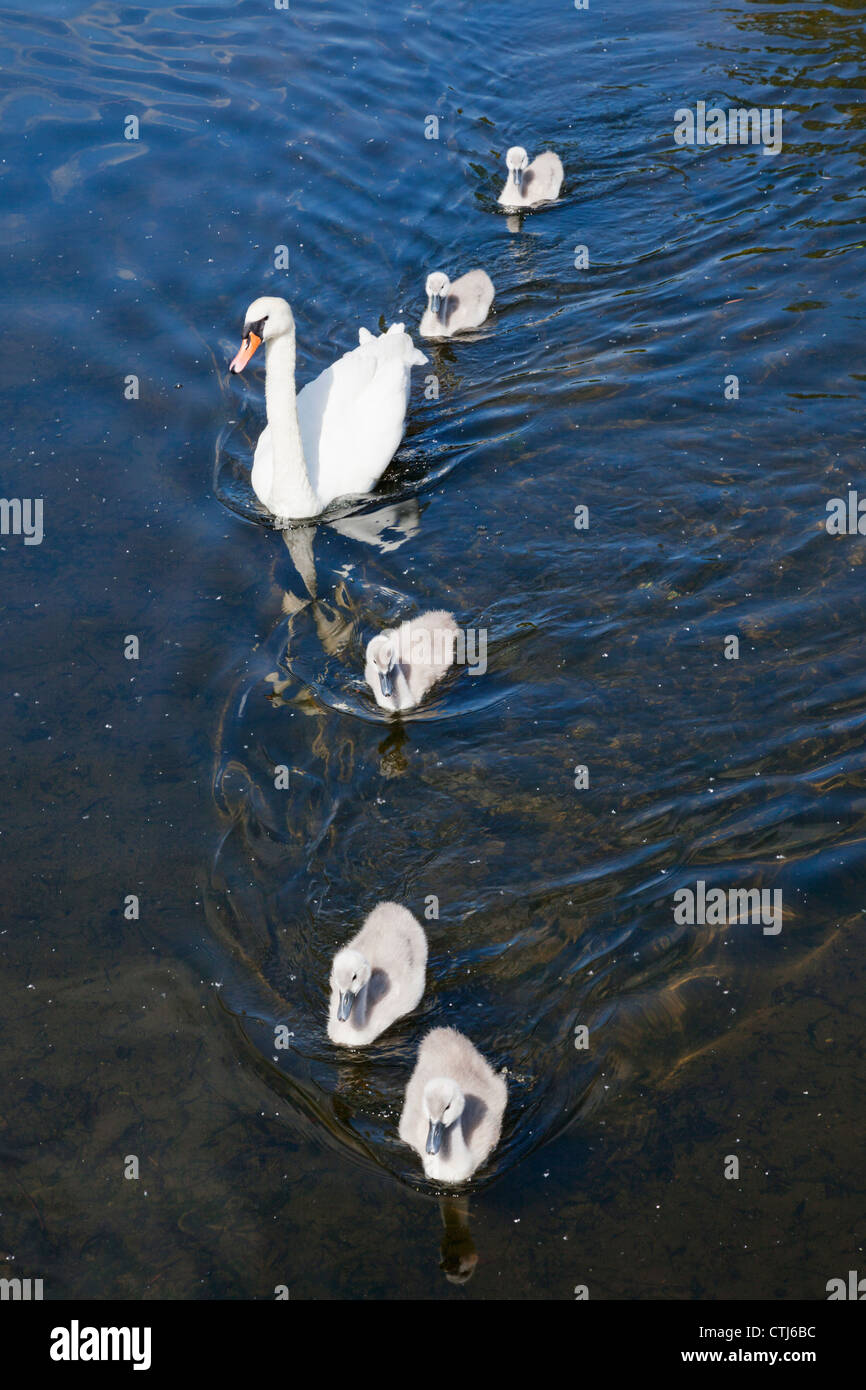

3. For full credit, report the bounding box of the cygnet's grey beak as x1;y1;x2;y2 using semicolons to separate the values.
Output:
430;292;441;315
338;990;355;1022
426;1120;443;1156
378;669;393;698
512;167;523;190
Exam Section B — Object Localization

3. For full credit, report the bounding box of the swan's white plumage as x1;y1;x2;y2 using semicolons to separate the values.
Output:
420;269;495;338
232;297;427;521
399;1027;507;1184
327;902;427;1047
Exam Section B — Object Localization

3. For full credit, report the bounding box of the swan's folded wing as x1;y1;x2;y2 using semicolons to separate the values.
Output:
295;351;377;493
307;325;425;505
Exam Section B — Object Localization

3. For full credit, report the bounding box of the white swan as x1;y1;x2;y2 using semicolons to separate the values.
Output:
498;145;563;209
229;296;427;521
420;270;495;339
365;609;460;712
328;903;427;1046
399;1028;507;1184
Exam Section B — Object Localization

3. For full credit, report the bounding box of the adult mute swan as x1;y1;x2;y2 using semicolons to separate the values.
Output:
328;903;427;1047
365;609;460;712
399;1028;507;1184
228;296;427;520
498;145;563;209
420;270;495;338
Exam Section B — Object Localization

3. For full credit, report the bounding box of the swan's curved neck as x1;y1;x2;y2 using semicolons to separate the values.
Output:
264;331;319;516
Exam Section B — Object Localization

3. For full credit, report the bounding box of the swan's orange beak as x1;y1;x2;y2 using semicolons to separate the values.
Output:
229;330;262;374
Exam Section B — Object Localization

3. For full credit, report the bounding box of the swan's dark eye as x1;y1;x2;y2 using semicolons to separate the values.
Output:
244;316;268;338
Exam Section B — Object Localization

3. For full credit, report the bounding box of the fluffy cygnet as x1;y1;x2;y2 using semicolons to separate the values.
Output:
328;903;427;1046
420;269;495;338
498;145;563;209
365;609;460;712
399;1027;507;1184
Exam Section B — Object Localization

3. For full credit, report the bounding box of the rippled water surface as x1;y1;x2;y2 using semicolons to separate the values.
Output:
2;0;866;1298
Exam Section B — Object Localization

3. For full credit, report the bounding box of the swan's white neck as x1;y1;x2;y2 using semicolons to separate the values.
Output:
263;331;320;517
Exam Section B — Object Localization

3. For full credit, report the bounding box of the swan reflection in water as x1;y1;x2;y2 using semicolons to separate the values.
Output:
260;496;421;701
376;723;409;778
439;1195;478;1284
278;495;421;606
254;497;422;780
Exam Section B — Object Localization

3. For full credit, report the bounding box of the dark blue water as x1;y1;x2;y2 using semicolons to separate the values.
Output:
2;0;865;1298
